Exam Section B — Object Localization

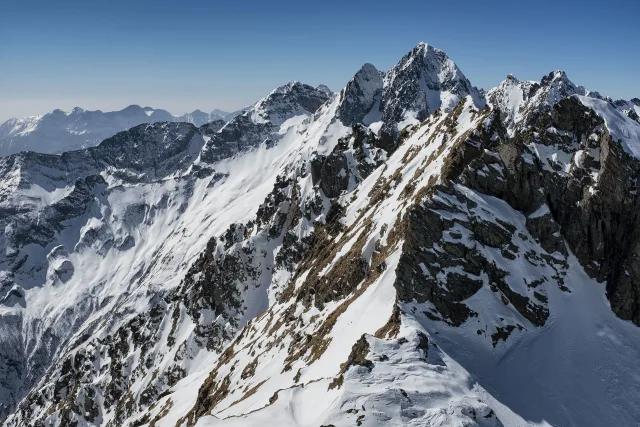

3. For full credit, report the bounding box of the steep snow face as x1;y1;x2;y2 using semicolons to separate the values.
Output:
0;106;231;156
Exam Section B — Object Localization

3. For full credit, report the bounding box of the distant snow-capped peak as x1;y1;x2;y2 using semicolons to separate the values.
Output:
0;105;234;157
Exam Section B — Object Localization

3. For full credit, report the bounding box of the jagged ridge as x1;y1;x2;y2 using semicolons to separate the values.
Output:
1;43;640;427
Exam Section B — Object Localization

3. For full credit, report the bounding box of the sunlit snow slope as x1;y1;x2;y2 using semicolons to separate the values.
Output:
1;44;640;427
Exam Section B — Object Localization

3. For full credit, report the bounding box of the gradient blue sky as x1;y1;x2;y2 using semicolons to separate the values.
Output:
1;0;638;122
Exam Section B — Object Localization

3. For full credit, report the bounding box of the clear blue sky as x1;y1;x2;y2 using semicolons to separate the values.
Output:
1;0;638;122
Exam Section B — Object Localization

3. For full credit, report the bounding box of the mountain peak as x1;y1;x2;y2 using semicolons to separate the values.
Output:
250;81;330;125
210;108;230;117
358;62;380;76
488;69;591;134
403;41;451;69
539;69;586;101
270;81;303;95
412;41;434;53
505;73;520;83
541;70;570;85
337;63;384;126
379;42;482;134
337;42;483;139
122;104;144;112
316;84;333;96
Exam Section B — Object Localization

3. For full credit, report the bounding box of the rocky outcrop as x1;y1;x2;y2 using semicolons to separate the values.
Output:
337;63;384;126
409;93;640;327
200;82;330;164
3;43;640;427
311;124;389;199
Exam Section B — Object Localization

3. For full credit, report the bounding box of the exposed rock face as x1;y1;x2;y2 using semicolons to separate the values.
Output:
337;63;384;126
483;95;640;325
2;43;640;427
395;93;640;329
200;82;330;164
336;43;484;152
311;148;349;198
381;43;481;130
395;125;553;328
310;124;390;199
487;71;591;135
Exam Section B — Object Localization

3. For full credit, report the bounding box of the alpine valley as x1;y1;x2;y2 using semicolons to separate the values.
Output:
1;43;640;427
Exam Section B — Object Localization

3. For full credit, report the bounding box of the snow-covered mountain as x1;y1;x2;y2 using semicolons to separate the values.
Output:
0;106;240;157
1;43;640;427
338;42;484;147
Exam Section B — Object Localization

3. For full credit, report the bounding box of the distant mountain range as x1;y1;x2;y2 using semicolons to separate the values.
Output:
0;105;249;156
1;42;640;427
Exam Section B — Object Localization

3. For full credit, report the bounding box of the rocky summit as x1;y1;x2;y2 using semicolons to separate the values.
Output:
1;43;640;427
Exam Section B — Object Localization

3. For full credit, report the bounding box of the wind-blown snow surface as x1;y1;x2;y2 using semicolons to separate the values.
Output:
0;105;234;156
2;43;640;427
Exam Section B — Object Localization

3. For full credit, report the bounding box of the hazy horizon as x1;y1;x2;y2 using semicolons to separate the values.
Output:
2;0;639;123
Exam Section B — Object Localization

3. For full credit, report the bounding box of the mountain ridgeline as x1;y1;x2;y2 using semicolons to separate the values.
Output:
0;105;252;157
1;44;640;427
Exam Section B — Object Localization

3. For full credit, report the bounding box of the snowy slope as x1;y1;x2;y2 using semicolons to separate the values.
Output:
2;43;640;427
612;98;640;121
577;95;640;158
0;84;331;423
0;106;233;156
